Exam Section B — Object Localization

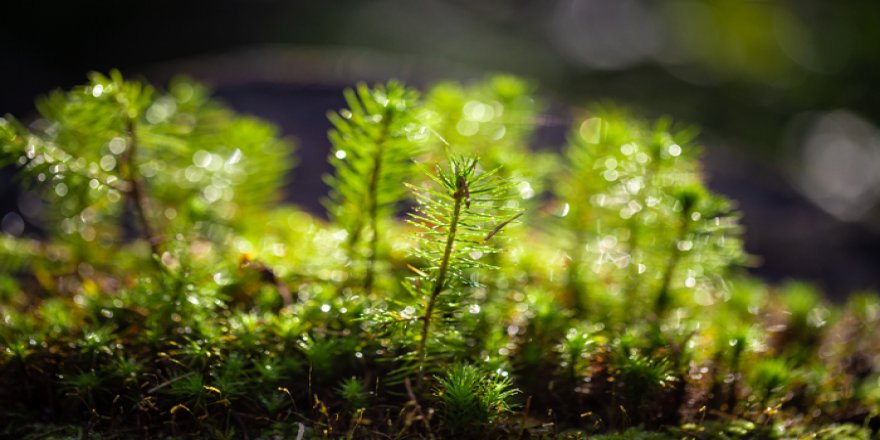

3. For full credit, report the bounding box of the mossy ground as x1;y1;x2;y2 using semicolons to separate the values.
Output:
1;73;878;439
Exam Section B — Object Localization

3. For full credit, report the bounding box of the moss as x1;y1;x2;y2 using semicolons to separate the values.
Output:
0;72;877;439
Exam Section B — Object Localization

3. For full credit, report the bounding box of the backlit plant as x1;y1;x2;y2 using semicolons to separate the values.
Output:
0;72;877;439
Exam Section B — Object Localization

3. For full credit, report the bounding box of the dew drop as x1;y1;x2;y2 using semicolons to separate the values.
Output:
456;120;479;136
1;212;25;236
559;202;571;217
184;166;203;183
193;150;212;168
492;125;507;140
108;137;127;155
80;225;96;242
202;185;222;203
579;117;603;143
213;272;230;286
463;100;494;122
517;181;535;199
206;154;223;172
227;148;243;165
405;124;429;142
626;179;642;194
107;190;121;203
100;155;116;171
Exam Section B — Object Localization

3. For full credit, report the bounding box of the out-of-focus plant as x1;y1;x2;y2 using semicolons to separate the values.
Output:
555;109;745;321
434;363;519;436
0;71;292;270
324;82;424;293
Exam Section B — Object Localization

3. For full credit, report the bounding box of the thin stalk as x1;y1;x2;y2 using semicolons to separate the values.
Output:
726;345;743;412
567;229;590;316
123;118;162;261
624;150;660;307
363;109;391;293
655;205;694;318
417;184;464;389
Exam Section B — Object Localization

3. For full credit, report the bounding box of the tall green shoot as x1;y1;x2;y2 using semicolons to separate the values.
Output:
406;154;518;387
324;82;424;292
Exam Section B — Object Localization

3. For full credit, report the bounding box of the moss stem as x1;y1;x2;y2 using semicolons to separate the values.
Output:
363;109;391;293
655;202;695;318
123;118;162;262
417;179;464;389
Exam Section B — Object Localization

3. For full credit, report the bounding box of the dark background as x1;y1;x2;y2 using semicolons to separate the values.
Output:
2;0;880;298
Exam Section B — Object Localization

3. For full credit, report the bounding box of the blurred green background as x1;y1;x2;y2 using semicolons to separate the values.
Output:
1;0;879;297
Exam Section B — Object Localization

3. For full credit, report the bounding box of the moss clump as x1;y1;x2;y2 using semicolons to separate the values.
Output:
1;72;878;438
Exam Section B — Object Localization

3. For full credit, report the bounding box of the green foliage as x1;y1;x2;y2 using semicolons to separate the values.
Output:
0;70;292;267
556;109;744;319
324;81;423;291
556;324;600;380
336;376;369;411
0;72;878;439
435;363;518;435
420;75;555;197
748;358;793;405
407;154;519;290
406;153;519;383
590;429;677;440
